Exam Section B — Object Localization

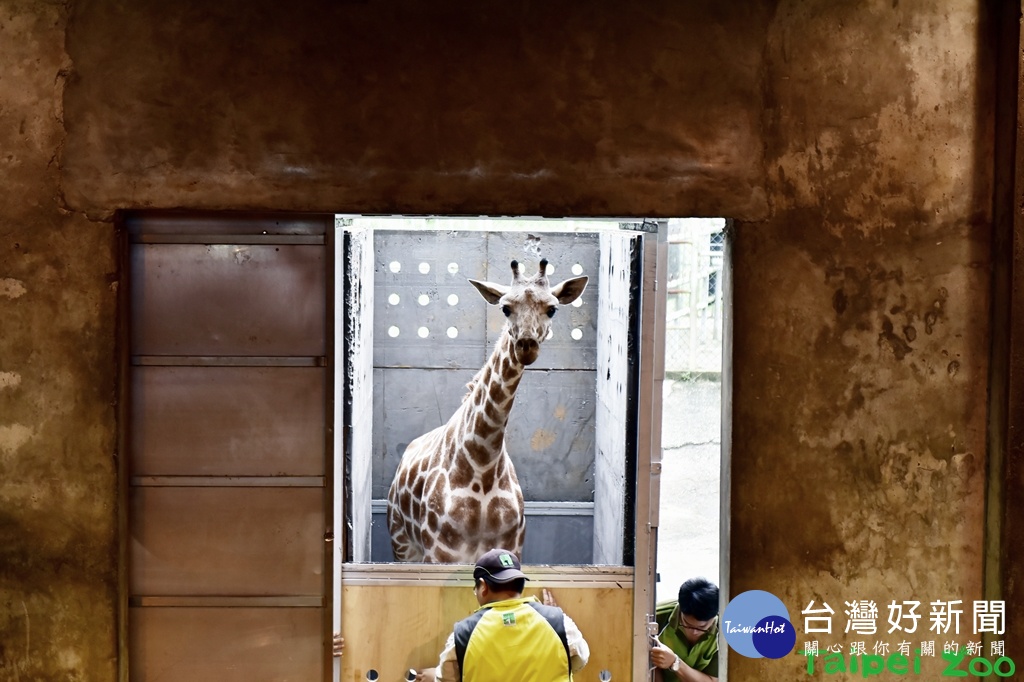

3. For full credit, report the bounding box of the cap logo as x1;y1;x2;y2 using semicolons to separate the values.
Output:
499;553;515;568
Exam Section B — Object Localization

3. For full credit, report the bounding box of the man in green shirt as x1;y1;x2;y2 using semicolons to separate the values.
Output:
650;577;719;682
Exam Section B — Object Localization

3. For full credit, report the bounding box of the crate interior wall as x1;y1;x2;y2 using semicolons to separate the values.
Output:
343;226;639;565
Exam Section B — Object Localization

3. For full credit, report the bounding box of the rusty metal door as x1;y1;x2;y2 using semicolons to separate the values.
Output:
121;212;334;682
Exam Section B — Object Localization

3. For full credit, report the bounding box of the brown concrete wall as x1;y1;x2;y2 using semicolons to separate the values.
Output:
0;1;118;680
0;0;1005;679
730;2;994;677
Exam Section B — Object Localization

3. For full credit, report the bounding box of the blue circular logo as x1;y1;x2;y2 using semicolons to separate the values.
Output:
721;590;796;659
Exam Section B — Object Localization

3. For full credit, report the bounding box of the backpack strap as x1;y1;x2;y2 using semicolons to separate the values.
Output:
453;608;489;682
527;602;571;678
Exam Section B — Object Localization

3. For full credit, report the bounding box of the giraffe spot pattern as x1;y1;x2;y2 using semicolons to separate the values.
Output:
386;263;585;562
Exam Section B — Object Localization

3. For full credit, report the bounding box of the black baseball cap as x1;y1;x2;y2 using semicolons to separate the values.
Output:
474;548;529;584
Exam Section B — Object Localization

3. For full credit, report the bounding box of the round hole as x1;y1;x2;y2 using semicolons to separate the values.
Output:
419;262;430;274
388;293;400;305
571;263;584;275
418;294;430;306
388;326;400;338
599;670;612;682
571;328;583;341
447;294;459;306
388;261;401;273
447;326;459;339
545;263;554;275
546;329;554;340
448;262;459;275
366;671;379;682
418;326;429;338
572;298;583;308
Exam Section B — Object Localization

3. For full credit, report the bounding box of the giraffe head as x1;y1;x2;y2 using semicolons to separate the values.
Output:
469;259;588;366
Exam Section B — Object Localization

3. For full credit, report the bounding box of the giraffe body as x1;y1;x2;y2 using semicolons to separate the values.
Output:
387;259;588;563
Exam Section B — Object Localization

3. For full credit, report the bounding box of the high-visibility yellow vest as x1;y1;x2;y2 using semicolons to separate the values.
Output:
454;596;571;682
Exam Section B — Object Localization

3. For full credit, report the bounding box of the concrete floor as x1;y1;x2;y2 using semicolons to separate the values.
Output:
655;378;722;603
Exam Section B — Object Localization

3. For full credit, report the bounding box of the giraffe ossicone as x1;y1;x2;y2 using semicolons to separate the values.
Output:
386;258;588;563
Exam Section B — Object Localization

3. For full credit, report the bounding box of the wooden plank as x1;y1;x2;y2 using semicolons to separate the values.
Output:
131;243;325;357
339;581;632;682
130;606;322;682
129;487;324;595
131;366;325;477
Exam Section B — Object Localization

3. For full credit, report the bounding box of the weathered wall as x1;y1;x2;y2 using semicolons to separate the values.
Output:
731;2;993;677
0;1;117;680
60;0;770;219
0;0;1007;679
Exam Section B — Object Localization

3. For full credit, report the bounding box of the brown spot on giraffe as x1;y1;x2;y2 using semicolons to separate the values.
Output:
481;466;496;491
450;457;474;488
386;259;588;562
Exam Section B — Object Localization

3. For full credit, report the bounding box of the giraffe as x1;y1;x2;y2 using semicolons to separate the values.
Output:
386;258;588;563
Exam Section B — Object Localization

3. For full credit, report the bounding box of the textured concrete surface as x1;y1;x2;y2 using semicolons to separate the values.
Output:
0;0;1011;679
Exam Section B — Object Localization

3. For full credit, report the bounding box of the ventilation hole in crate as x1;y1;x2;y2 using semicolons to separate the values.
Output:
388;293;400;305
388;326;400;338
571;328;584;341
388;261;401;273
544;262;554;275
447;294;459;306
546;329;554;340
418;294;430;306
572;298;583;308
571;263;584;275
448;262;459;275
418;262;430;274
447;326;459;339
418;326;429;338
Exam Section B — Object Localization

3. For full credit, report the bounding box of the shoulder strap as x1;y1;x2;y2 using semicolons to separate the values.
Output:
454;608;489;682
526;602;571;678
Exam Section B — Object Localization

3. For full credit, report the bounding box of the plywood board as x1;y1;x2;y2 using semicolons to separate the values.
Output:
340;581;632;682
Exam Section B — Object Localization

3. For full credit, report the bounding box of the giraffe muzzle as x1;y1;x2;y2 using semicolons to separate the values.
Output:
515;338;540;365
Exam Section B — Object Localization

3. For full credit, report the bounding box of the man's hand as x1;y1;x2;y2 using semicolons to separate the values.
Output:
332;634;344;657
415;666;438;682
541;588;559;607
650;639;677;670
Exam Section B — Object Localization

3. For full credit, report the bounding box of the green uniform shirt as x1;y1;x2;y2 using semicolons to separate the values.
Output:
655;600;719;679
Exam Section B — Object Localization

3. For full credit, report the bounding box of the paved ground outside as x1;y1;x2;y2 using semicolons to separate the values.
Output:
656;377;721;603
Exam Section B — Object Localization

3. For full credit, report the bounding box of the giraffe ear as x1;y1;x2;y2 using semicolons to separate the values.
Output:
550;276;588;304
468;279;508;305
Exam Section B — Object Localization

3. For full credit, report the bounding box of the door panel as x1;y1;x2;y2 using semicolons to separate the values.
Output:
129;606;322;682
130;486;324;595
132;366;325;476
131;243;325;356
123;213;333;682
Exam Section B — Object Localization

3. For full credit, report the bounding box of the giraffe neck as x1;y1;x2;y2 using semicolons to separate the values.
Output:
452;329;524;470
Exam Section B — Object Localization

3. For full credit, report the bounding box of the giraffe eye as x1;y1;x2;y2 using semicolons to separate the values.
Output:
546;306;556;318
502;305;512;317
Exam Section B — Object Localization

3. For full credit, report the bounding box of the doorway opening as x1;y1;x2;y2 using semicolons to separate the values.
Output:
656;217;726;603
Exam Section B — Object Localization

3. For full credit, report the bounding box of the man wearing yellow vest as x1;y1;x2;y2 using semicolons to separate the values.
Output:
650;577;719;681
431;548;590;682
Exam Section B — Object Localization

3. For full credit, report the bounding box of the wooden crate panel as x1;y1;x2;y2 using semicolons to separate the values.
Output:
369;507;594;564
373;231;489;369
130;487;324;595
131;366;325;476
372;231;599;371
131;243;325;356
130;606;322;682
340;581;631;682
372;367;596;502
